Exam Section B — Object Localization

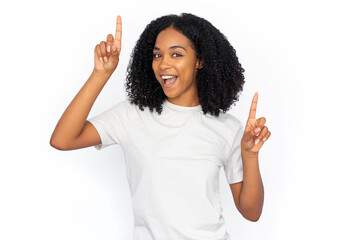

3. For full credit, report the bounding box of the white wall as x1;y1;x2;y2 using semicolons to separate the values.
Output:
1;0;359;239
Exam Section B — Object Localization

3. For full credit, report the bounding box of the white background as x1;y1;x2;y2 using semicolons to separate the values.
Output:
1;0;359;239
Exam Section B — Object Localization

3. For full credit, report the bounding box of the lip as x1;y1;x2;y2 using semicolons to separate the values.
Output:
159;74;177;88
163;76;177;88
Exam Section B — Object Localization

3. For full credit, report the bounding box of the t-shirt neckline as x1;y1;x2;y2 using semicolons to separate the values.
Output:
164;99;202;112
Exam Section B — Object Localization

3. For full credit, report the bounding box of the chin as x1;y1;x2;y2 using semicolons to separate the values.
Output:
163;92;177;99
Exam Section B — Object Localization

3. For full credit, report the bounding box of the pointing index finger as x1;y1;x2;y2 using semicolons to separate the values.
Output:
248;92;258;120
115;15;122;51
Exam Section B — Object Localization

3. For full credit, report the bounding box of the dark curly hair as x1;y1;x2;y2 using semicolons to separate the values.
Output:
125;13;245;116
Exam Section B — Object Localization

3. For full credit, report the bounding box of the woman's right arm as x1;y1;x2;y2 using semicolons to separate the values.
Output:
50;16;122;151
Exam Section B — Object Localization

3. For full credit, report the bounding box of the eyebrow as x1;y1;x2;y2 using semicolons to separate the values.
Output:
153;46;187;52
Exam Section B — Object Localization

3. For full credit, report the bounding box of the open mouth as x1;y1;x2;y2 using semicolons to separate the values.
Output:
162;75;177;88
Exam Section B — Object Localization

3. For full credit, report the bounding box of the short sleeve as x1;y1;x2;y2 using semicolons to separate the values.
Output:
224;121;244;184
87;99;129;150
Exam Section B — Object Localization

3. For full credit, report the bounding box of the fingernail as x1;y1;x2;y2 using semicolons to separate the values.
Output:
262;138;267;142
107;45;110;52
104;56;108;62
255;139;260;144
99;57;103;62
255;128;261;134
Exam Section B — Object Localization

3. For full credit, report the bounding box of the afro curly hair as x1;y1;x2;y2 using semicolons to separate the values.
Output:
125;13;245;117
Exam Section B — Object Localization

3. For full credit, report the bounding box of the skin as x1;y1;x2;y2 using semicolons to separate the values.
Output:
50;15;272;222
230;92;271;221
50;16;122;150
152;27;272;221
152;27;203;107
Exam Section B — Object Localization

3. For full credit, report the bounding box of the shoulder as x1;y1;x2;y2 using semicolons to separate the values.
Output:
106;98;138;113
94;98;137;122
199;112;244;145
222;112;243;129
203;111;243;131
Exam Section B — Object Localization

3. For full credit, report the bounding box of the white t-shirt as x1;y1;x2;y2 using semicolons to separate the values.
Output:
88;98;244;240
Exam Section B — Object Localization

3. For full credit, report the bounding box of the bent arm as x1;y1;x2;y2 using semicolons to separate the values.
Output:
50;70;111;150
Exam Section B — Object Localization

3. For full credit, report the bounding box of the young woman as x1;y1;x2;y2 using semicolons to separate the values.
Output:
50;13;271;240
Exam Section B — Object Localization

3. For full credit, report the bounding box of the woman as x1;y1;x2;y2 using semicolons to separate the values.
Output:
50;13;271;239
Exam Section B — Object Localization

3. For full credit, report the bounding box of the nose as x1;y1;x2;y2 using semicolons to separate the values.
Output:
159;55;171;70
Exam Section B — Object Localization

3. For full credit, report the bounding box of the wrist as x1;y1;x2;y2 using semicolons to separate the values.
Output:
241;149;259;160
92;68;113;78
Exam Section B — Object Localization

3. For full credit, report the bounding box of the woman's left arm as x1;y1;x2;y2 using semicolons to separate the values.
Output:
230;92;271;221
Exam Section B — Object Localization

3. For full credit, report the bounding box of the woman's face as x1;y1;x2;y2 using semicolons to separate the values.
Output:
152;27;202;106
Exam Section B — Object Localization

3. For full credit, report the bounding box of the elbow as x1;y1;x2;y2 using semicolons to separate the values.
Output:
241;211;262;222
49;136;68;151
246;214;261;222
238;205;262;222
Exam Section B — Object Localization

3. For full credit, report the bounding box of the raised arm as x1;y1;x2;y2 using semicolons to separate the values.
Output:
50;16;122;150
230;92;271;221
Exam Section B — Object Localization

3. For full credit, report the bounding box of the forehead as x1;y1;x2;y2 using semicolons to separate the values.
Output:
154;27;193;49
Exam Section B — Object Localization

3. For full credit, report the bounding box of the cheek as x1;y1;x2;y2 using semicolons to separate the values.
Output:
152;63;161;84
174;62;188;76
152;62;159;77
152;61;156;72
180;63;196;79
180;58;196;73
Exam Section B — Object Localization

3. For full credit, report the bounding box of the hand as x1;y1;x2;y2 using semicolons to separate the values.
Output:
93;15;122;74
241;92;271;155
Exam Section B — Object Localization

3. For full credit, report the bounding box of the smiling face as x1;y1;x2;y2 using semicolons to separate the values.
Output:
152;27;202;107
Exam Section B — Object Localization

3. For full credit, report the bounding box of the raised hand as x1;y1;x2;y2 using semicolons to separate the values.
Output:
94;15;122;74
241;92;271;154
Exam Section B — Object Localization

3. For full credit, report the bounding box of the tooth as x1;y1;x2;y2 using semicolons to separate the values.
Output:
162;75;175;79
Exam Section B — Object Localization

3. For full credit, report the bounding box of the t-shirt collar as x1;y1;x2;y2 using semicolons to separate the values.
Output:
164;99;202;112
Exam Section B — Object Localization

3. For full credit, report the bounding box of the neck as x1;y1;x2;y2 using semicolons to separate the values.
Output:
167;96;200;107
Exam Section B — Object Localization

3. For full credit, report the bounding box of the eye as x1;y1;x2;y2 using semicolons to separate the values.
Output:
172;53;182;57
153;53;161;58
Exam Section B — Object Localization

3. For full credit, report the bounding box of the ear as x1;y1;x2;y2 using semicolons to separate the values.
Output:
196;58;203;69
